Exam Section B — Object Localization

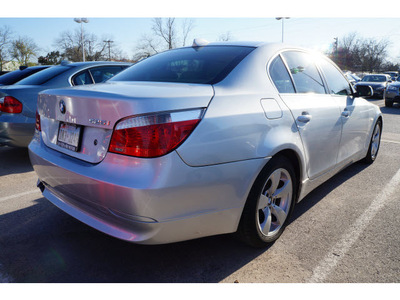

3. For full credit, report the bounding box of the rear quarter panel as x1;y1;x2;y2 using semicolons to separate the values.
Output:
177;45;306;172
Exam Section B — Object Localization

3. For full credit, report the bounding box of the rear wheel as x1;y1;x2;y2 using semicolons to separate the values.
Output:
364;119;382;164
237;155;297;248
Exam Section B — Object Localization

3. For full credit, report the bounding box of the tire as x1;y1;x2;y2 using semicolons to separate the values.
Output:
364;119;382;164
237;155;297;248
385;99;393;107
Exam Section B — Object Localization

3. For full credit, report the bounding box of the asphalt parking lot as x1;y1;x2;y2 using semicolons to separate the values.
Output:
0;97;399;283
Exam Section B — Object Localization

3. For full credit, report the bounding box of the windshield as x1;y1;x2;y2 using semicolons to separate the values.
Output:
0;66;49;85
15;66;70;85
362;75;387;82
110;46;255;85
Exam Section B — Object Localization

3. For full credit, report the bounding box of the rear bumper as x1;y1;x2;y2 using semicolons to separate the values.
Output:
0;114;35;147
28;134;267;244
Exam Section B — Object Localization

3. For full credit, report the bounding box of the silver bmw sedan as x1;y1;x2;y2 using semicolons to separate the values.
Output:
28;40;382;247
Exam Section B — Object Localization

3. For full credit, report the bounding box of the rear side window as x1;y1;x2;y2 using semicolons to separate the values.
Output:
281;51;326;94
318;58;351;96
110;46;255;84
269;55;295;93
15;66;70;85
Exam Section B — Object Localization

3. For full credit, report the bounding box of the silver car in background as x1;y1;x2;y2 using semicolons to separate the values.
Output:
0;61;131;147
29;41;382;247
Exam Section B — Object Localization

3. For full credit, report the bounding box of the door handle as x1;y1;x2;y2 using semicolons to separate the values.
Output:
297;112;312;123
341;109;350;118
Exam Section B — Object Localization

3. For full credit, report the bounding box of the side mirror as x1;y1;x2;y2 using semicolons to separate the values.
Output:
353;85;373;98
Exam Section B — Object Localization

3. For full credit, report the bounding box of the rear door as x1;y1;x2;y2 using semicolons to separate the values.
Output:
270;51;342;180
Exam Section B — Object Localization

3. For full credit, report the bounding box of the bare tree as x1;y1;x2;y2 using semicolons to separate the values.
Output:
357;38;390;73
218;31;234;42
181;19;195;46
134;18;195;60
0;26;13;71
11;36;39;66
330;32;391;73
152;18;176;50
133;34;160;60
55;29;110;62
339;32;358;51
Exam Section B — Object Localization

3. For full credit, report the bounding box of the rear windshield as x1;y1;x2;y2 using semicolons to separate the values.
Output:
110;46;255;84
0;66;49;85
15;66;70;85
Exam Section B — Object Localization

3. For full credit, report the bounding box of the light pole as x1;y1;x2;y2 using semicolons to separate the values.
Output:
74;18;89;62
276;17;290;43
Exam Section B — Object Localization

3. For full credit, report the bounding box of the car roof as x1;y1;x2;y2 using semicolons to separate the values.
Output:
61;61;132;68
184;41;300;51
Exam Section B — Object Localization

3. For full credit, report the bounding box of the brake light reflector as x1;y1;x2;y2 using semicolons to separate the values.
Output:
0;96;23;113
35;110;41;132
109;109;205;158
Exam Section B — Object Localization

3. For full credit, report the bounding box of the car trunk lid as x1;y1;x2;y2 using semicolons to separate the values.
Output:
38;81;214;163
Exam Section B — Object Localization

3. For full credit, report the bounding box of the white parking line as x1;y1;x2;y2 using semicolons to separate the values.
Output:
0;189;41;203
382;139;400;145
309;166;400;283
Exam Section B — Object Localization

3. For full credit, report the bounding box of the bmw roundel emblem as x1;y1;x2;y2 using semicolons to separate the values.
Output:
59;100;66;114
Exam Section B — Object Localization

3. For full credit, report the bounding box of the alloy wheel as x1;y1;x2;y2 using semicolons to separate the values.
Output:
256;168;292;237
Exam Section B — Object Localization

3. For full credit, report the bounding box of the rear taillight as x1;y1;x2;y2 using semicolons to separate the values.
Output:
109;109;205;158
0;96;23;113
35;110;41;132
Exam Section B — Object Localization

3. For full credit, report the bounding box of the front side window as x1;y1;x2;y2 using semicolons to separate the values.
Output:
110;46;255;85
281;51;326;94
89;66;125;83
269;55;295;93
318;58;351;96
72;70;93;85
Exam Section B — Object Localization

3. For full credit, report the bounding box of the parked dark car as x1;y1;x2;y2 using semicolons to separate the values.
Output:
355;74;392;98
0;66;50;86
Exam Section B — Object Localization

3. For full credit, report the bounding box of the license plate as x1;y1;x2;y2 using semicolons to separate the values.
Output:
57;122;82;152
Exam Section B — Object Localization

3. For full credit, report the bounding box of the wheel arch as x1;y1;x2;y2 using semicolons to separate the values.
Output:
273;149;302;202
236;148;303;247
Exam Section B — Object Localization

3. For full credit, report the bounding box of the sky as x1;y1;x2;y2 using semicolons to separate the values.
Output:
2;1;400;61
